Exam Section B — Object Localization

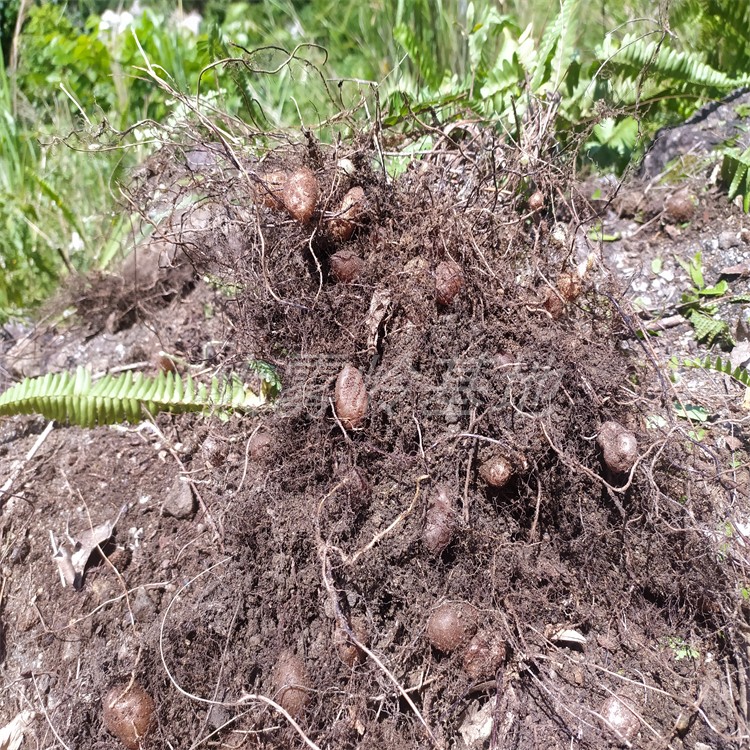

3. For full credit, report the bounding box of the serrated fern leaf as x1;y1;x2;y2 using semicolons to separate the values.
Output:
0;367;272;427
600;32;749;95
721;148;750;212
530;0;579;92
683;355;750;388
686;310;733;346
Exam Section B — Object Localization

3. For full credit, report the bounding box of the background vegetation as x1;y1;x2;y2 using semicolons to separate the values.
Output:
1;0;750;321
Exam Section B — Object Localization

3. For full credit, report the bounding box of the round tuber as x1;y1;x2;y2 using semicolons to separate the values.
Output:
599;694;640;742
272;650;311;718
282;167;319;224
335;616;368;668
435;260;465;305
329;249;364;283
557;271;582;302
249;430;274;462
462;631;507;680
423;487;455;555
664;190;696;224
334;364;368;430
528;190;545;212
597;421;638;475
103;681;156;750
256;170;287;209
426;602;477;653
329;186;365;242
479;455;513;489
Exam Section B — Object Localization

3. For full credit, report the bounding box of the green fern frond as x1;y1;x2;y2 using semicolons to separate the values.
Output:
530;0;580;92
683;355;750;388
721;147;750;212
600;32;749;96
0;367;273;427
685;310;733;346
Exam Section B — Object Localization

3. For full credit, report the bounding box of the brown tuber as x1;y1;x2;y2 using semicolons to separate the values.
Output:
597;421;638;475
427;602;477;653
248;430;274;462
462;631;507;680
528;190;545;212
479;455;513;489
664;190;696;224
103;681;156;750
557;271;582;302
329;186;366;242
335;616;368;668
435;260;465;305
283;167;320;224
423;487;455;555
329;249;364;283
272;650;311;718
599;695;640;742
256;170;287;209
334;364;368;429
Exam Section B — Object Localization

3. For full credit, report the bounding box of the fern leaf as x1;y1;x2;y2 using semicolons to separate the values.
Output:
683;355;750;388
0;367;273;427
530;0;579;91
686;310;733;346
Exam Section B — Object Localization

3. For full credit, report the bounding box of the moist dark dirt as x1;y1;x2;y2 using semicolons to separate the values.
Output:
1;116;749;750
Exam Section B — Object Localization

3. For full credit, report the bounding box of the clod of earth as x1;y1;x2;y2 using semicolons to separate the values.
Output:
328;186;366;242
102;681;156;750
435;259;465;305
597;420;638;475
272;650;311;718
599;694;640;743
334;364;368;429
462;631;507;680
479;455;514;489
427;602;477;653
329;249;365;283
423;486;455;554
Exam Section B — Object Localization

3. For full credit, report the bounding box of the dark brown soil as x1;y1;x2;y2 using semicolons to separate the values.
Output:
1;116;749;750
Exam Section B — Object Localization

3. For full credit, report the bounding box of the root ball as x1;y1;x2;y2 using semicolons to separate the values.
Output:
597;421;638;475
272;650;311;718
334;364;368;429
427;602;477;653
103;681;156;750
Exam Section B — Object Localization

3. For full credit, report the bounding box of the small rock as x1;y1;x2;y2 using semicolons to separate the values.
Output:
718;230;739;251
163;476;196;519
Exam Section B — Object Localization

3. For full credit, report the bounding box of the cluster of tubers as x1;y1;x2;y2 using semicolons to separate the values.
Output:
426;603;506;680
255;168;367;243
